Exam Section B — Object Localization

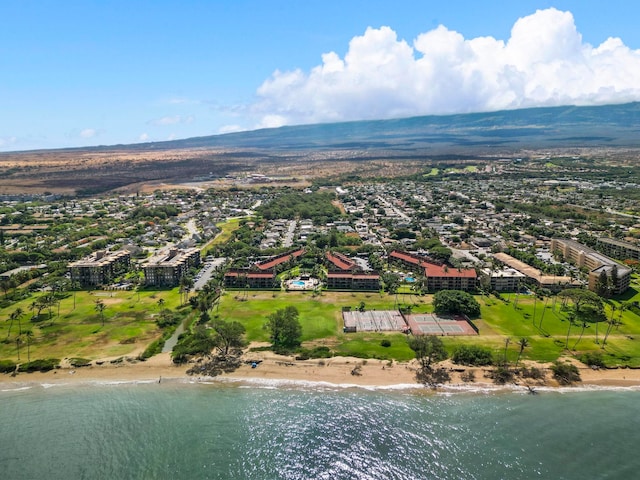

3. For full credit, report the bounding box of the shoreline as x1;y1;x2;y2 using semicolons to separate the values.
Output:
2;352;640;393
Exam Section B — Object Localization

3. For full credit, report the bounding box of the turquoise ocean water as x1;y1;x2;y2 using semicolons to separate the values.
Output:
1;380;638;479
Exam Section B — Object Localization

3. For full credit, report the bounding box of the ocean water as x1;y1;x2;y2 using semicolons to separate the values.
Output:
1;380;638;480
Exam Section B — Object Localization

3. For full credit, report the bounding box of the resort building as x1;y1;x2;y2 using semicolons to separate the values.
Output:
326;272;380;291
550;238;631;294
596;237;640;262
224;269;277;289
325;251;358;272
388;250;477;292
142;248;201;287
255;248;305;271
69;250;131;287
492;252;575;292
479;267;526;292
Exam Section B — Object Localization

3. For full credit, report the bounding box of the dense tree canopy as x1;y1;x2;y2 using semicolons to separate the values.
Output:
433;290;481;317
408;335;447;368
212;320;246;356
266;306;303;353
257;191;341;225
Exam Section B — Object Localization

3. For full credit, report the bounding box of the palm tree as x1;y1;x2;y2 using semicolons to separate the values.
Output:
516;338;529;366
15;335;22;362
573;320;589;350
531;287;539;324
25;330;33;363
6;307;24;339
503;337;511;365
565;312;577;349
94;299;106;327
72;281;80;310
538;289;551;330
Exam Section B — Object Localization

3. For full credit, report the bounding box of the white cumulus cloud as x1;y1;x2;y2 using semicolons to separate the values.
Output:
218;124;246;134
252;8;640;127
148;115;194;126
80;128;97;138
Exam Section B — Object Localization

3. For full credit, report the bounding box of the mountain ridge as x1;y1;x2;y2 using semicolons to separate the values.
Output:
4;101;640;156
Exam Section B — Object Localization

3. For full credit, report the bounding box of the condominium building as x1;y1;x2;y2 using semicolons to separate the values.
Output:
142;248;201;287
551;238;631;294
388;250;477;292
492;252;575;292
69;250;131;287
596;237;640;262
224;269;277;289
326;272;380;291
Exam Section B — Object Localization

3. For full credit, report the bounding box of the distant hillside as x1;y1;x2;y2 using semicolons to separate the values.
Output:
2;102;640;196
124;101;640;153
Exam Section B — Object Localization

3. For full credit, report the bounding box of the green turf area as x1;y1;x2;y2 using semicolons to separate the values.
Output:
3;284;640;367
0;288;183;361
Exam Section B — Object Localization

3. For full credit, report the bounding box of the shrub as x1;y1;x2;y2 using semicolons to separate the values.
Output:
452;345;494;366
0;360;17;373
460;370;476;382
380;339;392;348
489;366;515;384
171;327;216;364
551;361;581;385
416;366;451;387
140;340;163;360
19;358;59;373
296;346;333;360
69;357;92;367
520;366;545;380
579;352;605;368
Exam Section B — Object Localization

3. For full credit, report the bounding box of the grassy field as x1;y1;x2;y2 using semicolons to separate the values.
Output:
201;217;241;253
2;282;640;367
0;287;183;361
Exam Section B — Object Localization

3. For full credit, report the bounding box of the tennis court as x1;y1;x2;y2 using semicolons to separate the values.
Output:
405;313;477;336
343;310;408;332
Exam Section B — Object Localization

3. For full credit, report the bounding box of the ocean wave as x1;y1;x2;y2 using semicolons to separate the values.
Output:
0;385;33;392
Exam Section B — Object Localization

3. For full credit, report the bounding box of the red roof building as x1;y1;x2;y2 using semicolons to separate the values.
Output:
389;250;477;292
256;248;306;271
325;251;357;272
224;269;276;289
326;272;380;291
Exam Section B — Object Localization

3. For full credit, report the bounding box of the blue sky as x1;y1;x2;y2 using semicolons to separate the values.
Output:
2;0;640;151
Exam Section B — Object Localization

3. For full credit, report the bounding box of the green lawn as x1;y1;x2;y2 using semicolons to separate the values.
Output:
0;287;183;361
3;284;640;367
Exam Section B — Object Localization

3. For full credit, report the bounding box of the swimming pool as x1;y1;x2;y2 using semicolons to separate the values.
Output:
291;280;306;287
405;277;415;282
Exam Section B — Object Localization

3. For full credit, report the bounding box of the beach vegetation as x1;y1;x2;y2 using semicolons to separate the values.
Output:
551;361;581;385
0;359;16;373
488;365;515;384
19;358;59;372
460;369;476;382
266;306;303;353
452;344;494;366
520;366;545;380
68;357;92;367
579;351;605;368
416;365;451;388
212;319;246;356
172;326;216;364
408;335;447;368
295;346;332;360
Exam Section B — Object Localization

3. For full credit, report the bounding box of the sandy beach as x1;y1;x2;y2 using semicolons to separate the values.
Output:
2;351;640;390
